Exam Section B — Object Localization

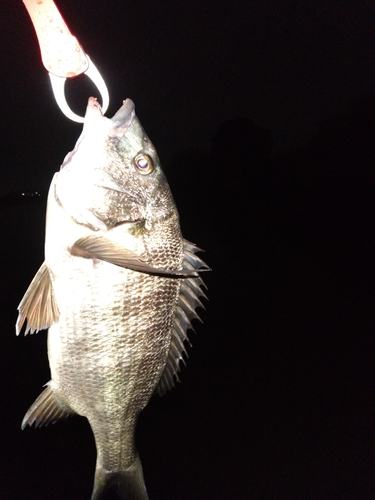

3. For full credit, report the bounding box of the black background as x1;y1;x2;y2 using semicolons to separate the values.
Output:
1;1;375;499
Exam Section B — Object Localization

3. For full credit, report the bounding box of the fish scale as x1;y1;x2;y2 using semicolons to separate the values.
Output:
48;235;181;472
17;97;209;500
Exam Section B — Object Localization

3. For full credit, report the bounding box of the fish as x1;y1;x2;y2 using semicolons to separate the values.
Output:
16;97;208;500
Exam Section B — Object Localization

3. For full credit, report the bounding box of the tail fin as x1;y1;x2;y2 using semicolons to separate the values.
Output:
91;455;148;500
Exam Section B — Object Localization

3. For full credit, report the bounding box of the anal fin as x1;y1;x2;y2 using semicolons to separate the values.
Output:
21;382;74;430
16;262;59;336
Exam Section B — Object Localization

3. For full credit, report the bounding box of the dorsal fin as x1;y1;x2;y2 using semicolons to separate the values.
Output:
156;240;208;396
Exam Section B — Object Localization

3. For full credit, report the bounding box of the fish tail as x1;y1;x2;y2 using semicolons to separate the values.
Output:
91;455;148;500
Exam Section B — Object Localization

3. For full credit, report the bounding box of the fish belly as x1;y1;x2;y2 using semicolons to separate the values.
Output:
48;257;180;470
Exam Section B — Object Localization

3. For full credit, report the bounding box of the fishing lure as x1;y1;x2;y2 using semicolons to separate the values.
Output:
23;0;109;122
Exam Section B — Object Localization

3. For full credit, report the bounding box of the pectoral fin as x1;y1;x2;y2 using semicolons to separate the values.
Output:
16;262;59;336
70;236;208;277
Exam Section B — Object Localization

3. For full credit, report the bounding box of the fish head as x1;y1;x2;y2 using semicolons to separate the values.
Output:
55;97;177;231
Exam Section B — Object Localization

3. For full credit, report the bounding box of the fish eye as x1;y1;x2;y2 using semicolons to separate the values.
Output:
134;153;154;175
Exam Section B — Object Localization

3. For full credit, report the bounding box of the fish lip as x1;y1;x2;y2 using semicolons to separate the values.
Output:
84;96;105;120
111;98;135;124
85;97;135;123
108;99;136;139
83;97;135;132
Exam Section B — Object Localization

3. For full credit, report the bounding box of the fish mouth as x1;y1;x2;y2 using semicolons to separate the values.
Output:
84;97;135;137
109;98;136;140
111;98;135;124
84;96;106;121
85;96;134;118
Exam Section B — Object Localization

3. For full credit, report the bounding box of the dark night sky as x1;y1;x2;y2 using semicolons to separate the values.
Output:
1;1;375;193
1;1;375;500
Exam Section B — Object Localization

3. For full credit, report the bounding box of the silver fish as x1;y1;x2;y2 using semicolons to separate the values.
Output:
16;97;208;500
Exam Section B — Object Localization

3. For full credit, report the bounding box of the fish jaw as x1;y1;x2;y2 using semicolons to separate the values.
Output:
59;97;134;171
80;96;136;144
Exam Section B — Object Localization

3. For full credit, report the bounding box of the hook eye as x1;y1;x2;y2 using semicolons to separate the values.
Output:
49;56;110;123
